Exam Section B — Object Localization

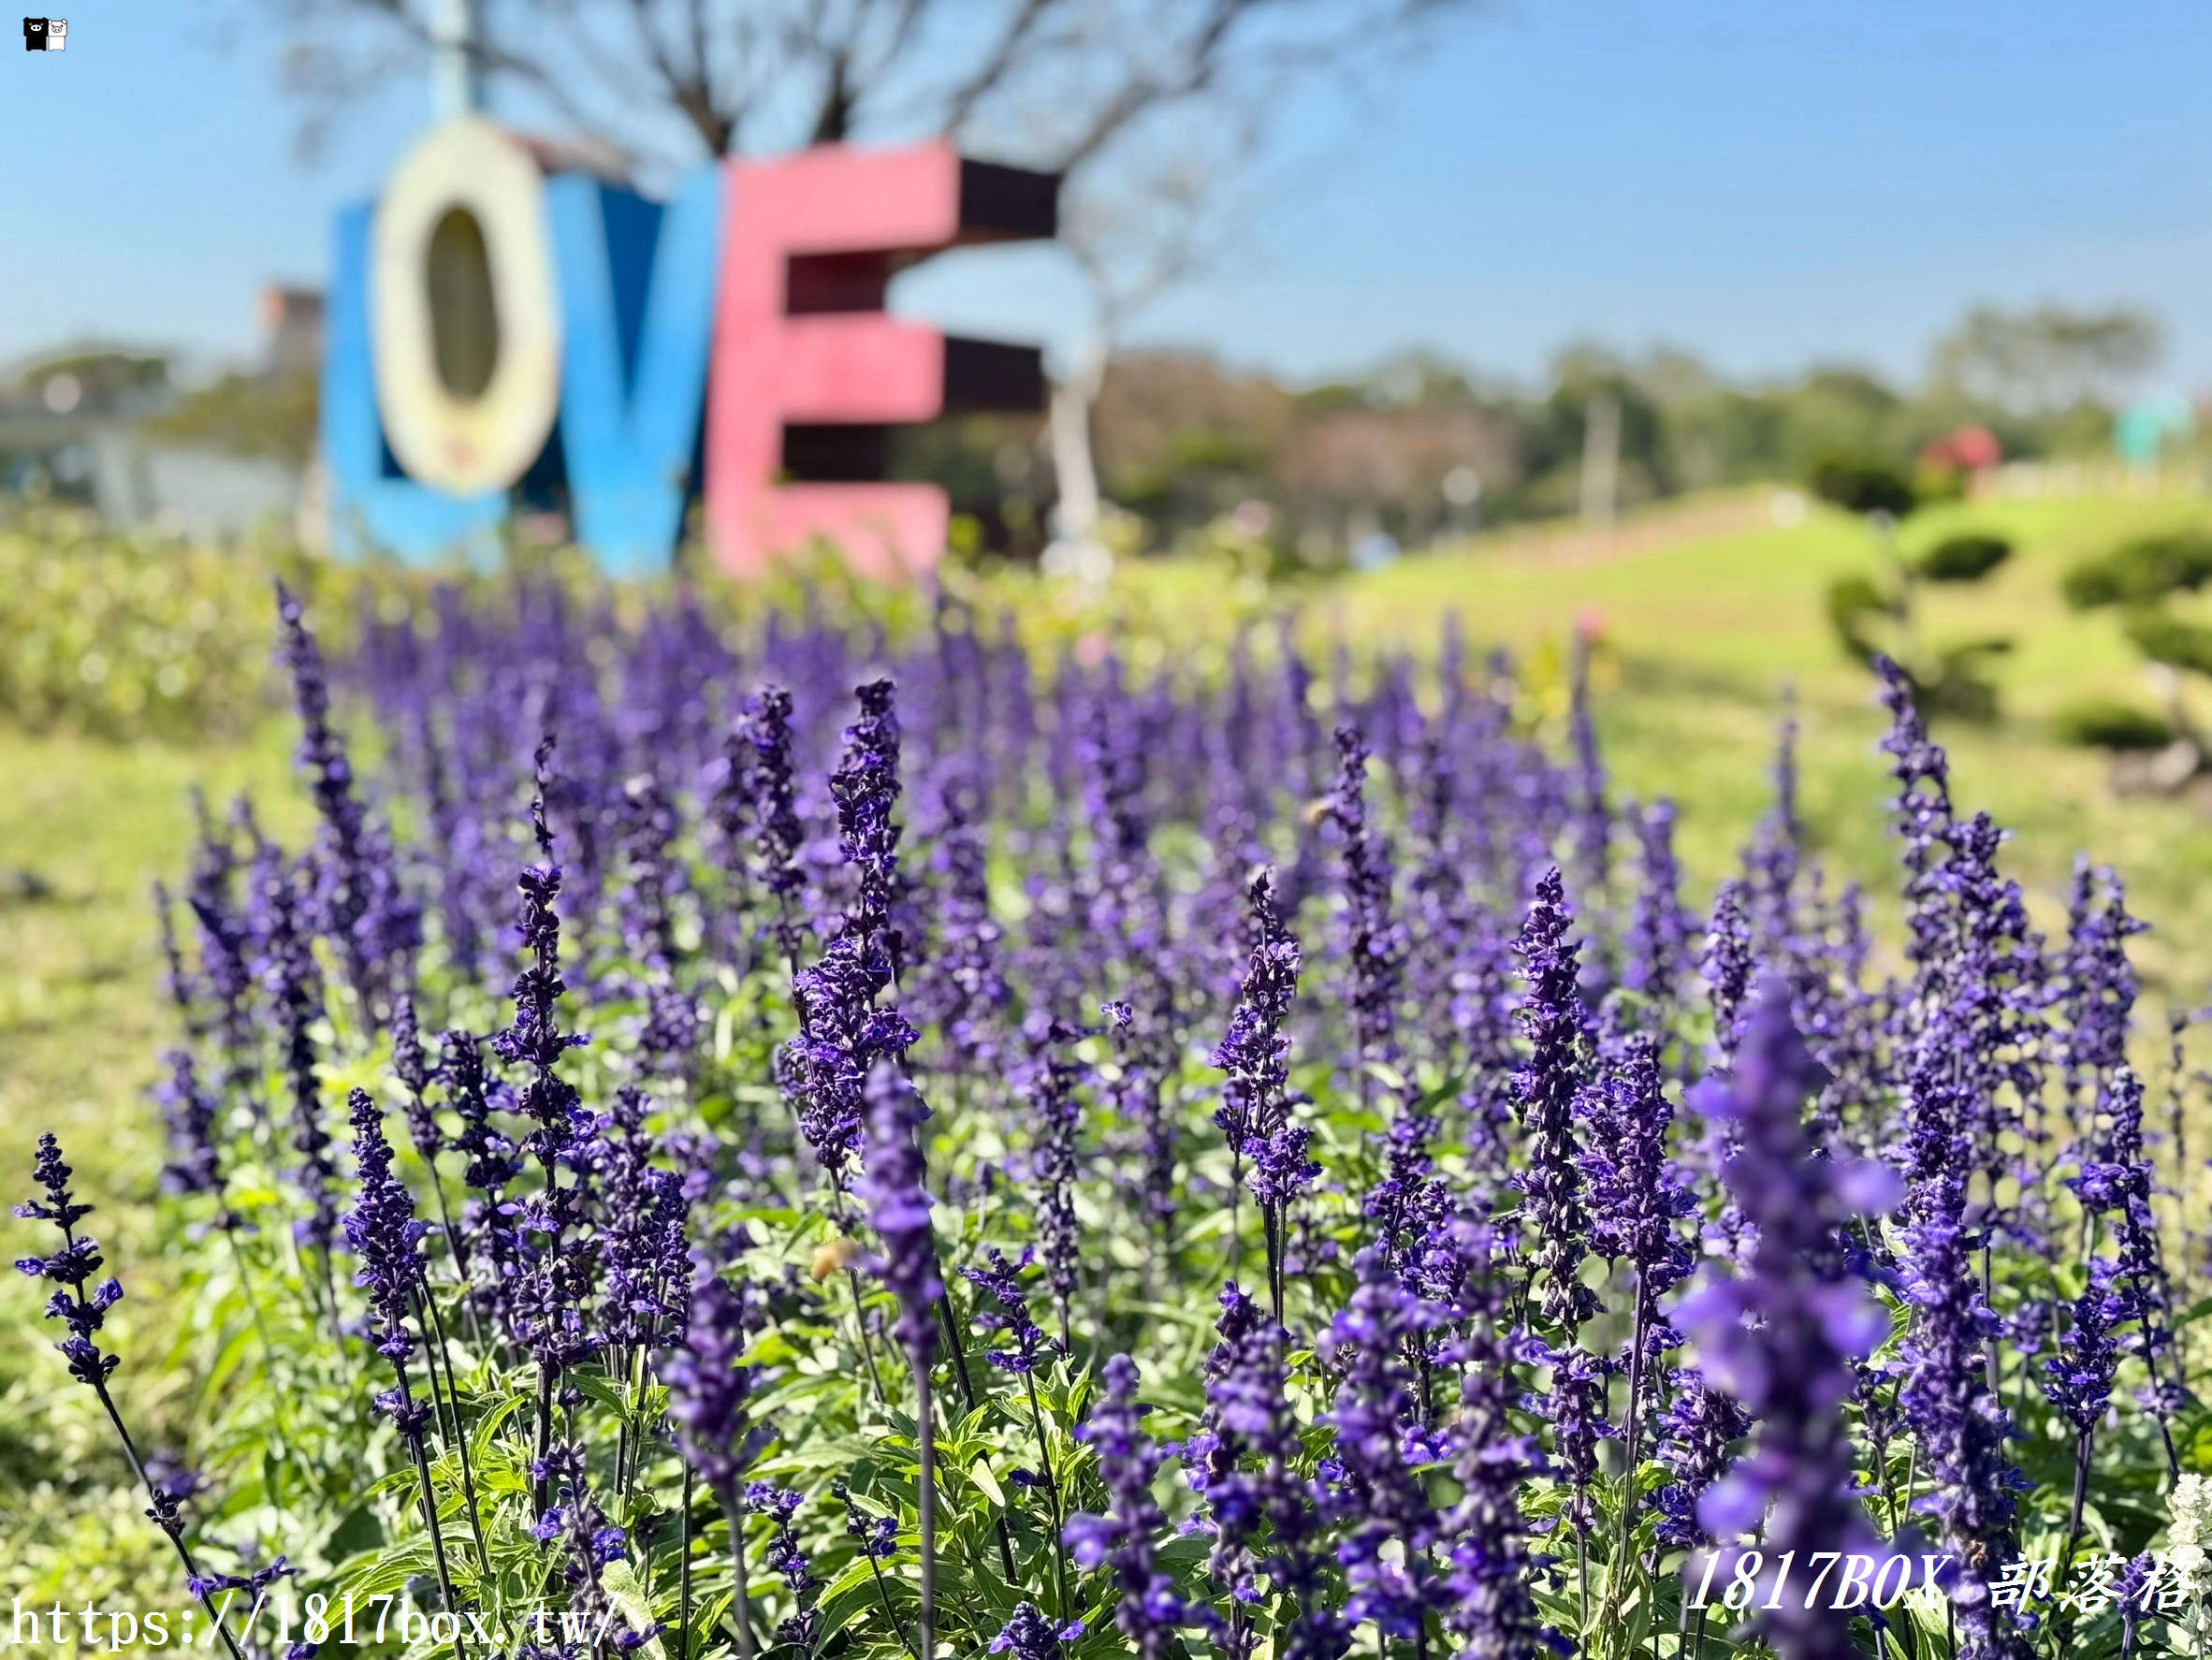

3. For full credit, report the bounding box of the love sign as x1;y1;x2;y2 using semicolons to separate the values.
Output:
321;120;1056;577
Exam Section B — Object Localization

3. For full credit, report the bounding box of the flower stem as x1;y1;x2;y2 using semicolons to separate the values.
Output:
677;1463;694;1660
418;1289;489;1575
914;1355;936;1660
715;1481;758;1660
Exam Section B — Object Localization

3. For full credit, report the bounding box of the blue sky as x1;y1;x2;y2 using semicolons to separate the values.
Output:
8;2;2212;395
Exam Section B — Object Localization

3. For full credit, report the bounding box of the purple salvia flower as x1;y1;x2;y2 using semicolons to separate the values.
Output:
415;706;493;981
1895;1041;2030;1659
14;1132;123;1388
342;1088;432;1432
595;1086;691;1352
1674;980;1897;1660
840;1483;898;1563
614;769;699;1084
1579;1031;1695;1298
708;689;770;963
914;764;1010;1078
2115;1552;2157;1658
442;1028;512;1292
15;1135;255;1660
1322;724;1407;1092
1078;672;1178;1237
248;836;340;1258
1701;879;1754;1064
489;735;601;1375
1403;706;1477;1066
856;1063;941;1366
1319;1246;1441;1641
1064;1354;1200;1659
1578;1029;1695;1466
1448;910;1521;1207
1184;1282;1302;1623
661;1267;771;1495
1874;651;1957;989
1020;1014;1088;1345
155;1049;223;1203
1438;1245;1550;1657
2072;1066;2184;1449
153;880;200;1036
1699;879;1759;1265
1213;869;1313;1207
1930;812;2047;1254
1623;798;1691;1009
2062;863;2147;1108
1509;868;1599;1333
1539;1339;1611;1535
784;684;920;1185
543;1447;625;1636
274;580;418;1018
836;677;907;979
186;857;263;1131
744;1483;822;1651
389;993;441;1164
2042;1256;2131;1436
961;1246;1057;1376
991;1602;1083;1657
1652;1371;1750;1552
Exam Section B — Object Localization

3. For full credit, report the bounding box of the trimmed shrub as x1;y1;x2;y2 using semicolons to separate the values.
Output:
2051;697;2176;751
1914;532;2011;583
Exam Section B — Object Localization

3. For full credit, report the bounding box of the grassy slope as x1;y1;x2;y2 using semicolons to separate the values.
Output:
1317;488;2212;996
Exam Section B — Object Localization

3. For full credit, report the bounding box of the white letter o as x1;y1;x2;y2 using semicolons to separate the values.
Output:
371;116;561;495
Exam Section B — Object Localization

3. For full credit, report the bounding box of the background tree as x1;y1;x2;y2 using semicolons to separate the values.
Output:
1928;303;2163;420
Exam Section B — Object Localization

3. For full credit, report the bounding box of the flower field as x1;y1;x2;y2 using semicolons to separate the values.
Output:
12;559;2212;1660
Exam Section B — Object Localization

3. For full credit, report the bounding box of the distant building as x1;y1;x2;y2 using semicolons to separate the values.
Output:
257;286;325;378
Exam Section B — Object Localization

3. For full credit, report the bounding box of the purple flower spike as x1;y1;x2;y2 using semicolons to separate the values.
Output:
1675;979;1897;1660
857;1063;942;1366
1509;869;1598;1334
1064;1354;1201;1659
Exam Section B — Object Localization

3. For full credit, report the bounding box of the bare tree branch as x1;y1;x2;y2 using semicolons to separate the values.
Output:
935;0;1060;135
259;0;1481;311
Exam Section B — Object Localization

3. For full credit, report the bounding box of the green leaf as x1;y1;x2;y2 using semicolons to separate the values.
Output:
967;1457;1007;1508
597;1561;669;1660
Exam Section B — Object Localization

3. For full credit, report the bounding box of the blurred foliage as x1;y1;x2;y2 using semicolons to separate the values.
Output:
1811;456;1918;519
0;503;293;740
2057;528;2212;777
2062;530;2212;610
1822;502;2016;722
1914;531;2013;584
1075;302;2166;569
2123;610;2212;679
141;369;321;466
2052;697;2176;752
